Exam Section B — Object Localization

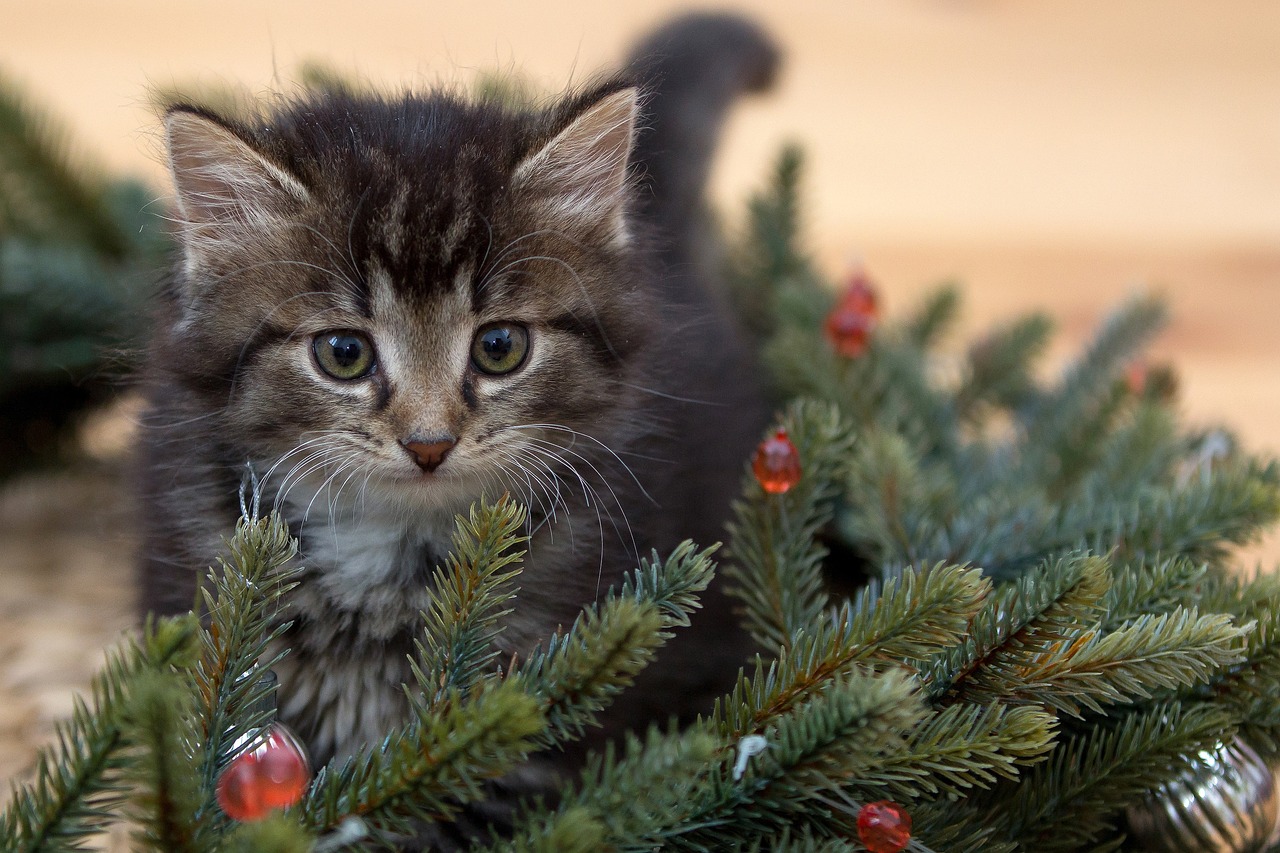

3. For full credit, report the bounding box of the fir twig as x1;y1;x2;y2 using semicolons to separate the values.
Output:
412;496;526;705
190;514;300;830
1;616;200;852
724;400;854;650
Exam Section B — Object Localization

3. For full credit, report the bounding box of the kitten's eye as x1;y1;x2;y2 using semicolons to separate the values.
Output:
471;323;530;375
313;331;376;380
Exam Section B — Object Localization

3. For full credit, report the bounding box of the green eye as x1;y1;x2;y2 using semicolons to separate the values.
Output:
471;323;530;375
313;331;376;380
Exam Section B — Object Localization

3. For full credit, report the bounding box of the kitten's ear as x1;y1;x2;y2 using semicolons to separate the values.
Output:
513;87;639;243
165;108;309;258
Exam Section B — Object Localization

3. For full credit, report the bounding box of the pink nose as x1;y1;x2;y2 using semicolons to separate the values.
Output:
402;437;456;472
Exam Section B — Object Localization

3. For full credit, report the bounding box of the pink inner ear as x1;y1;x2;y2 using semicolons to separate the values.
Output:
166;110;309;229
512;88;639;234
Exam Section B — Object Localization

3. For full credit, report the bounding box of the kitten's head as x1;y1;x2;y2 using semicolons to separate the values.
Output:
159;83;656;518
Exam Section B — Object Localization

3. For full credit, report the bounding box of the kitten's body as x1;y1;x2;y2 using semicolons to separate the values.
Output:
137;13;777;781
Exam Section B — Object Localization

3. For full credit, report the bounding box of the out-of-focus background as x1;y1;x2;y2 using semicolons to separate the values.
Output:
2;0;1277;799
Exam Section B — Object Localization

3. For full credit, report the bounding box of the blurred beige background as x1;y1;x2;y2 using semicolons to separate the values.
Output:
2;0;1278;799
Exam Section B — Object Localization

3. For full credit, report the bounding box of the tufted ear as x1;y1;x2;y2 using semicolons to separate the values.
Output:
512;87;639;243
165;108;309;264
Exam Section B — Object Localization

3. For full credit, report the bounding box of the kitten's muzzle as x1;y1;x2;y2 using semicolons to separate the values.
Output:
402;437;456;473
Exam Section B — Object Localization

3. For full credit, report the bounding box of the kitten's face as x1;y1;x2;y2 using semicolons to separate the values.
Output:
162;88;651;519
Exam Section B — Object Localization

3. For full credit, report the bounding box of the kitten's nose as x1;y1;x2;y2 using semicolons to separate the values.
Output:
402;437;456;473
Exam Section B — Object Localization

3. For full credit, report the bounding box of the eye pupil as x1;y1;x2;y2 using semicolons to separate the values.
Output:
482;329;513;359
329;336;363;367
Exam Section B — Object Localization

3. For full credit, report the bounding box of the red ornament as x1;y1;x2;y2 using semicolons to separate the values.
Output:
857;800;912;853
752;429;802;494
825;271;880;358
216;724;311;821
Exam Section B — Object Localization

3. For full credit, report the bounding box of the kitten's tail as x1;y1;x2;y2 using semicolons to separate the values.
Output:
625;13;781;250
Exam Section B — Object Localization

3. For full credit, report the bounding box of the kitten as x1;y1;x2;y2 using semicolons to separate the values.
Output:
137;11;778;781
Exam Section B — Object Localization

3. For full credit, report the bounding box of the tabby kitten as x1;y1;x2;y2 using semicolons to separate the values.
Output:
137;13;778;770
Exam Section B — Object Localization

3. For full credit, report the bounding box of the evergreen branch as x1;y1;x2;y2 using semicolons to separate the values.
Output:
302;679;545;840
219;814;315;853
956;312;1052;418
860;703;1056;800
0;69;126;255
1019;295;1167;454
412;496;526;705
674;671;924;849
839;428;951;567
724;400;854;650
1106;458;1280;566
718;562;989;738
190;514;301;827
925;553;1111;704
1100;555;1206;631
614;540;718;628
497;726;719;853
1076;402;1184;506
515;598;666;748
986;701;1236;851
118;670;204;853
903;284;960;349
1;616;200;852
514;542;716;748
907;800;1020;853
967;609;1246;717
728;145;817;340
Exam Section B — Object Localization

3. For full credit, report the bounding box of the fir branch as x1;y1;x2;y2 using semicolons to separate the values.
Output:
986;701;1237;851
676;670;924;849
614;540;718;629
971;609;1246;717
1100;555;1207;631
1;616;200;852
728;145;817;339
0;69;126;256
514;542;716;748
724;400;854;650
118;670;204;853
1105;458;1280;566
497;726;718;853
925;553;1111;704
1076;402;1184;505
861;703;1056;801
902;284;960;350
412;496;526;705
219;814;314;853
1019;294;1167;449
956;313;1053;418
839;428;953;567
301;679;545;839
515;597;666;748
190;514;301;828
718;562;989;739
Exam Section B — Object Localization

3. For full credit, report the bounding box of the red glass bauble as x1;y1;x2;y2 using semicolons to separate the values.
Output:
857;800;912;853
825;273;880;358
752;429;802;494
216;724;311;821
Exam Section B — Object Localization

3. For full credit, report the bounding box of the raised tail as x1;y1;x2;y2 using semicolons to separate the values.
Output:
625;12;781;254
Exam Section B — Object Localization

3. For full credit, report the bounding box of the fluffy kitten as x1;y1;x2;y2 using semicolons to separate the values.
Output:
137;12;778;779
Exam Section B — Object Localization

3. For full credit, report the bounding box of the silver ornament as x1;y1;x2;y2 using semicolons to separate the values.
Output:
1126;735;1280;852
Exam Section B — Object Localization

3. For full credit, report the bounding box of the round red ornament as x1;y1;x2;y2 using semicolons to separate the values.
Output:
752;429;802;494
857;800;912;853
216;723;311;822
825;272;880;358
